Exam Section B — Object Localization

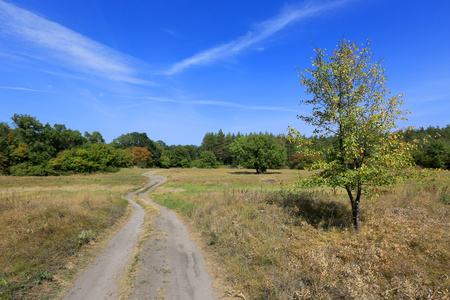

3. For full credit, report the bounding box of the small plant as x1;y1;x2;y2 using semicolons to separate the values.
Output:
441;193;450;205
78;229;96;245
33;269;52;285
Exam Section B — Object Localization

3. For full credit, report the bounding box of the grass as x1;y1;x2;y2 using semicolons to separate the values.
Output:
0;168;151;300
151;167;450;299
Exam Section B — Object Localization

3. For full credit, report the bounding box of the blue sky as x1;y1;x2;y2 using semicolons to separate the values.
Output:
0;0;449;145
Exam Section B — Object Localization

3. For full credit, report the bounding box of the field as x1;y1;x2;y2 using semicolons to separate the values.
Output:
1;167;449;299
0;169;149;300
152;168;450;299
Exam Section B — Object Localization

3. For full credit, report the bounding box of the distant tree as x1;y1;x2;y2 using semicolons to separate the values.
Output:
166;145;191;168
111;132;162;166
201;132;217;153
424;139;447;168
159;155;171;168
289;39;420;232
49;124;86;153
156;140;168;150
131;147;153;168
279;134;300;166
84;131;105;143
289;152;322;170
11;114;53;165
230;134;286;174
0;122;11;174
49;143;134;174
213;129;226;161
111;132;153;149
194;151;219;168
223;133;235;165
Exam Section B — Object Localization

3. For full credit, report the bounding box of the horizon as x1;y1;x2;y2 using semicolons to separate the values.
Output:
1;0;449;145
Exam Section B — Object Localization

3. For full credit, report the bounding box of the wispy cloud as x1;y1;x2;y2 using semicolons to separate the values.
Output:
112;94;294;112
189;100;294;112
0;0;151;85
0;86;49;92
164;0;349;75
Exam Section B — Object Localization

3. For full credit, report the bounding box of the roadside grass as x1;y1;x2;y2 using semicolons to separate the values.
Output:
152;168;450;299
0;168;151;300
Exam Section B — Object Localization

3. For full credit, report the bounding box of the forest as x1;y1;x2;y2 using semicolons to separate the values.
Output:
0;113;448;176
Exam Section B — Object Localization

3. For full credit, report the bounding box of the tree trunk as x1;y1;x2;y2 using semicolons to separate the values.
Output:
351;196;361;233
346;186;361;233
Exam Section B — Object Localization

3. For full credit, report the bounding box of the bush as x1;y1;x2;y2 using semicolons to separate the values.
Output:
196;151;219;169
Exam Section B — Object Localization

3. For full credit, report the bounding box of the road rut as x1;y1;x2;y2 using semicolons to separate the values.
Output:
62;171;216;300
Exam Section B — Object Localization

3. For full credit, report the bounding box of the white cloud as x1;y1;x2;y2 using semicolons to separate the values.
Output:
164;0;349;75
0;86;49;92
0;0;150;85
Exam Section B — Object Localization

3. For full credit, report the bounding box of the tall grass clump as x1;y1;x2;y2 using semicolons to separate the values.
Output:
153;169;450;299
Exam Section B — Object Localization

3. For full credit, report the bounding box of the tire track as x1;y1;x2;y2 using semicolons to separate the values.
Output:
62;171;165;300
62;170;217;300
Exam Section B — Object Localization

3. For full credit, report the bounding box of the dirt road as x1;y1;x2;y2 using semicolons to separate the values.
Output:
63;171;216;300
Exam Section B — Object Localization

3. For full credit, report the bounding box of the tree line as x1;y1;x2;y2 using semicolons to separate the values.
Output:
0;114;448;176
0;114;290;175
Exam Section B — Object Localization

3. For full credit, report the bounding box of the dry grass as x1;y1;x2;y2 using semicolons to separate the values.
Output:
152;168;450;299
0;168;151;300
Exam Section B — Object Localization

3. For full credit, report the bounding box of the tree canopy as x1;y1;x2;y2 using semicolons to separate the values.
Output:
289;39;420;232
230;134;286;173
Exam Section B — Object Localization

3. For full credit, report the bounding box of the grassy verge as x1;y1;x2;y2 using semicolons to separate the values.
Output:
0;168;151;300
152;168;450;299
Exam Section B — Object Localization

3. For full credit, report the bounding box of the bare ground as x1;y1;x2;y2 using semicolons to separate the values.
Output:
62;171;216;300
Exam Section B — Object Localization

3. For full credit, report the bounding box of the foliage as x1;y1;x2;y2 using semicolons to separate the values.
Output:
200;130;241;165
289;39;421;232
193;151;220;168
111;132;162;166
49;143;134;174
404;125;450;169
289;152;321;170
131;147;153;168
230;134;287;173
164;145;193;168
159;155;171;168
84;131;105;144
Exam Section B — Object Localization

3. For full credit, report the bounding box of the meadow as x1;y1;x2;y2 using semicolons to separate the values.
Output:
0;169;149;299
152;168;450;299
1;167;448;299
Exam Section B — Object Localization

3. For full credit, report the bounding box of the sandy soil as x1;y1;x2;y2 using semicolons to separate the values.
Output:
62;171;216;300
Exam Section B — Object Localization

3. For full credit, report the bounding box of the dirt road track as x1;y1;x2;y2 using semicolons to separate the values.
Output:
62;171;217;300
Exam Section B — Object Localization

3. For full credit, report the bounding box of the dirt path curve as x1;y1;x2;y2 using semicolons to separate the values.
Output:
63;170;216;300
131;173;217;300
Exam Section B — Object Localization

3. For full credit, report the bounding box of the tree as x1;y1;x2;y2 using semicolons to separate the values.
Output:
230;134;286;174
111;132;162;166
84;131;105;143
213;129;225;161
0;122;11;174
131;147;153;168
289;39;418;233
194;150;220;168
424;139;447;168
